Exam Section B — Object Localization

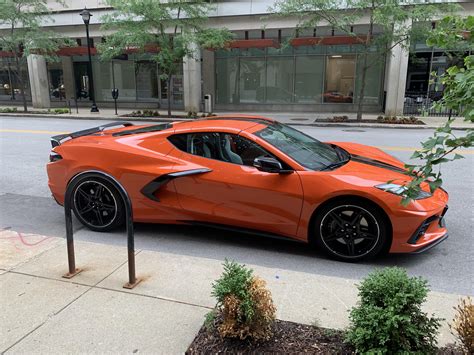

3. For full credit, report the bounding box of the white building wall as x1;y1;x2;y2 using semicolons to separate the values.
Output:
1;0;471;112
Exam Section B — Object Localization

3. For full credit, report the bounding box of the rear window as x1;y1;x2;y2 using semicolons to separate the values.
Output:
167;134;187;152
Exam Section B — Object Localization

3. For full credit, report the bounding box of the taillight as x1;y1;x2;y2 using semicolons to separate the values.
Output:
50;152;63;162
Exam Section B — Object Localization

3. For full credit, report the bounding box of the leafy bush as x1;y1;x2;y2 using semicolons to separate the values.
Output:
330;115;349;122
450;297;474;354
53;108;69;114
346;267;441;354
211;260;276;340
376;115;421;124
0;107;18;113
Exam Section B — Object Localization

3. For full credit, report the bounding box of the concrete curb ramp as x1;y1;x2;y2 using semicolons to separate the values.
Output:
0;230;468;353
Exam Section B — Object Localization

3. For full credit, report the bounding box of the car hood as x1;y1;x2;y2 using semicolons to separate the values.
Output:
324;141;419;186
329;142;405;169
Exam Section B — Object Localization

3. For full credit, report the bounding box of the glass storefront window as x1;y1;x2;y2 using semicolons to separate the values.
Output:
294;45;326;55
47;62;65;101
159;64;183;106
239;58;265;103
295;56;324;103
114;60;136;100
324;55;355;103
355;54;383;105
136;61;158;100
240;48;266;57
0;58;31;101
216;57;238;104
93;61;111;101
266;57;294;103
214;44;383;107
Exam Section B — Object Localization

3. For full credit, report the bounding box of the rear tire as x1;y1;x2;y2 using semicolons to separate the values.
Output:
312;200;388;262
69;174;124;232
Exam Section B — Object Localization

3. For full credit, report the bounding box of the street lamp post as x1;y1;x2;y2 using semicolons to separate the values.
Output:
79;8;99;112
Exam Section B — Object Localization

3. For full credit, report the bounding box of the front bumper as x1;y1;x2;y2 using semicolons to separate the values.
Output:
410;233;449;254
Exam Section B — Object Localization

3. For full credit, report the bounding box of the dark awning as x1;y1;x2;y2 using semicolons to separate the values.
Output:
229;39;280;49
57;47;98;56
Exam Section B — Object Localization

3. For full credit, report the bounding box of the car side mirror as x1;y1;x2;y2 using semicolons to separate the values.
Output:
253;156;292;174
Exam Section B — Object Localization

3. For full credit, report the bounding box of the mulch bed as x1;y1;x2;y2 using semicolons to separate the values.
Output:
437;344;465;354
187;319;463;354
186;319;353;354
314;118;425;125
0;110;68;115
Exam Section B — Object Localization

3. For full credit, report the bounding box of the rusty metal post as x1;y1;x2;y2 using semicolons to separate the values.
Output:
62;183;82;278
122;190;140;289
61;171;139;287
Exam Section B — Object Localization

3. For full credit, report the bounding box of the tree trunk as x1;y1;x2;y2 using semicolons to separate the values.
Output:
167;76;172;117
356;1;375;122
15;54;28;112
356;54;368;121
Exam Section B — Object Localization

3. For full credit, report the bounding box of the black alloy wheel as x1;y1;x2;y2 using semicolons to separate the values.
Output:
71;175;124;232
314;201;387;261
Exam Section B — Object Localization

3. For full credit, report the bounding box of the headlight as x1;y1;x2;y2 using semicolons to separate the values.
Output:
375;183;432;200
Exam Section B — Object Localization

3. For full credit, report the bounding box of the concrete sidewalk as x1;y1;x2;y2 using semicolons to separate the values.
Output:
1;106;472;130
0;229;468;353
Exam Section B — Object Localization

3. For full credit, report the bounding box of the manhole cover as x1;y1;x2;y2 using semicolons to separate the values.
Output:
342;129;366;132
290;118;310;121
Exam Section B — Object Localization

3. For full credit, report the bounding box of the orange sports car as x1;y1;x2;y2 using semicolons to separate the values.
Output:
47;116;449;261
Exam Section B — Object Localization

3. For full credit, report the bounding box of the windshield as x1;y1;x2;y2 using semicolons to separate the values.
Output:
254;123;342;170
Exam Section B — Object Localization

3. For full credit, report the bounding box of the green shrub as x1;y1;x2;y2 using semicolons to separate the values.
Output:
211;260;276;340
346;267;441;354
53;108;69;114
0;107;18;113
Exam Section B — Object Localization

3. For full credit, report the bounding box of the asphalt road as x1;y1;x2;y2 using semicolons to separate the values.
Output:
1;116;473;295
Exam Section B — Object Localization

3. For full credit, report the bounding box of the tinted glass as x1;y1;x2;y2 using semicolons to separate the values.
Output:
168;133;273;167
254;123;338;170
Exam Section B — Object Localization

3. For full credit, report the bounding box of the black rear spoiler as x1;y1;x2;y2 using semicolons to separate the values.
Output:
51;121;134;148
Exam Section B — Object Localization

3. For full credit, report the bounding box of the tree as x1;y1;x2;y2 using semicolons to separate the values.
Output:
272;0;454;121
99;0;233;117
0;0;72;112
402;15;473;204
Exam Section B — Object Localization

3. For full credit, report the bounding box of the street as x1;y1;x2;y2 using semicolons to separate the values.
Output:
0;116;473;295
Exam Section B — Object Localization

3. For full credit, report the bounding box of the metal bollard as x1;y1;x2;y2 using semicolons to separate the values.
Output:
62;183;82;278
62;172;141;289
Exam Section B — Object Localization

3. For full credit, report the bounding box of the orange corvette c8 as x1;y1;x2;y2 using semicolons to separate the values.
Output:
47;116;449;261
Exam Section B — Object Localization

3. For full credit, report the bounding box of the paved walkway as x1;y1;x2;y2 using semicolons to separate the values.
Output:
0;229;468;353
1;106;472;129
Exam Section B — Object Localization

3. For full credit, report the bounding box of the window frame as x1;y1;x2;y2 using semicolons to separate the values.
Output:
167;131;289;169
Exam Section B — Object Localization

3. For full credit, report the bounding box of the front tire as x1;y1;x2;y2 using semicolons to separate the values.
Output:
312;200;388;261
70;174;124;232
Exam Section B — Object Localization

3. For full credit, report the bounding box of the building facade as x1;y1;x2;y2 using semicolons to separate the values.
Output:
0;0;472;115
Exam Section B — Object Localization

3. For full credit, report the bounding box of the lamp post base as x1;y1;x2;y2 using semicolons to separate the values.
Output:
90;103;99;112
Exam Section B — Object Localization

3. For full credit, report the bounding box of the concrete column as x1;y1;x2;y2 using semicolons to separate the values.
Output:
384;43;409;116
27;54;51;109
61;56;75;100
183;44;202;113
202;49;215;100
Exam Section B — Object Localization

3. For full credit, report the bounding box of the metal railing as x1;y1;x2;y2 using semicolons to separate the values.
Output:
403;92;461;117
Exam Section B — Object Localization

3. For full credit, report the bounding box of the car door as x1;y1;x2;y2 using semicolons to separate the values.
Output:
168;131;304;237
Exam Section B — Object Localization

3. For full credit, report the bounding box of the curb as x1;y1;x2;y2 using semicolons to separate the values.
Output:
0;113;471;130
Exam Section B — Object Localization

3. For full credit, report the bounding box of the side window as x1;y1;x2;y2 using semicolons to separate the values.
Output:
168;132;274;167
224;134;273;167
168;132;221;159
